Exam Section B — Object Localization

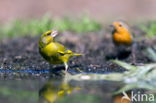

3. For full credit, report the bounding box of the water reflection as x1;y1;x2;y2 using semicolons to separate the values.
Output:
113;93;131;103
0;72;123;103
39;74;81;103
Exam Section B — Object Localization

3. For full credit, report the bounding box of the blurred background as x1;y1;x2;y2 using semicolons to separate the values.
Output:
0;0;156;23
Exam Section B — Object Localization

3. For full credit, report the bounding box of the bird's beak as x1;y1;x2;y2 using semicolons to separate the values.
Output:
51;30;58;37
110;24;114;29
109;24;116;32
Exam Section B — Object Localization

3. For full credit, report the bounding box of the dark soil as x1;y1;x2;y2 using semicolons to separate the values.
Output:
0;31;156;79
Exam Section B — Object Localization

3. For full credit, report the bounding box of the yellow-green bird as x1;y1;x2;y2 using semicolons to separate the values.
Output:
39;30;82;71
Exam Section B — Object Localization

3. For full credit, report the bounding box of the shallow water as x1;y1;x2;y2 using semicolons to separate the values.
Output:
0;72;123;103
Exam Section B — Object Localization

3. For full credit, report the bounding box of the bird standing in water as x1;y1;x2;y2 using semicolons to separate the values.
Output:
39;30;82;72
110;21;136;62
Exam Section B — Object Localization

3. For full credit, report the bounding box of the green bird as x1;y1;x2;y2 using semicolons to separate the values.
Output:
39;30;82;71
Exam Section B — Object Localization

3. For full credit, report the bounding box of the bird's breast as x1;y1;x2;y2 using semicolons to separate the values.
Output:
39;42;66;64
113;32;132;45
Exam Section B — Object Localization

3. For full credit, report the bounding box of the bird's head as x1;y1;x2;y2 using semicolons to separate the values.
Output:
111;21;129;34
39;30;58;48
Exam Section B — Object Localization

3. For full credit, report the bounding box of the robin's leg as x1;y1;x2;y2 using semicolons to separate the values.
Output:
132;43;136;65
131;43;144;66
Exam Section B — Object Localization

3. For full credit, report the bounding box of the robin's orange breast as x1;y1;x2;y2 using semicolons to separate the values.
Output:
113;32;132;45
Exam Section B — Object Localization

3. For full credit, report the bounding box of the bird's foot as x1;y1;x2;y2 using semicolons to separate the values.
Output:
64;62;69;73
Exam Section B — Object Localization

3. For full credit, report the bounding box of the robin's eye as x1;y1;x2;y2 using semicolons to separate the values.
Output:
118;24;122;27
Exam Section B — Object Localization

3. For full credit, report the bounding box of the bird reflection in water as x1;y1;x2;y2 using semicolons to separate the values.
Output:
39;73;81;103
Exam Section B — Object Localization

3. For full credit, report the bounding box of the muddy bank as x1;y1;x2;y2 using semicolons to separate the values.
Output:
0;31;155;79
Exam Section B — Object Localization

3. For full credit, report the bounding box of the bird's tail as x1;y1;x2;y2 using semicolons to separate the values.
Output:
58;50;83;56
73;53;83;56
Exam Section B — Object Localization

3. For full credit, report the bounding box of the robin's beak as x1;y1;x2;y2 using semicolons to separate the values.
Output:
110;24;116;33
110;24;115;29
51;30;58;37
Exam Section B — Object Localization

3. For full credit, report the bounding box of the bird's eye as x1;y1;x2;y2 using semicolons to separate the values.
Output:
118;24;122;27
47;33;51;36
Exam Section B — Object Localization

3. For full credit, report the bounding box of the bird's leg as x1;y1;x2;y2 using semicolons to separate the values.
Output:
64;62;68;72
132;43;136;65
131;43;144;66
